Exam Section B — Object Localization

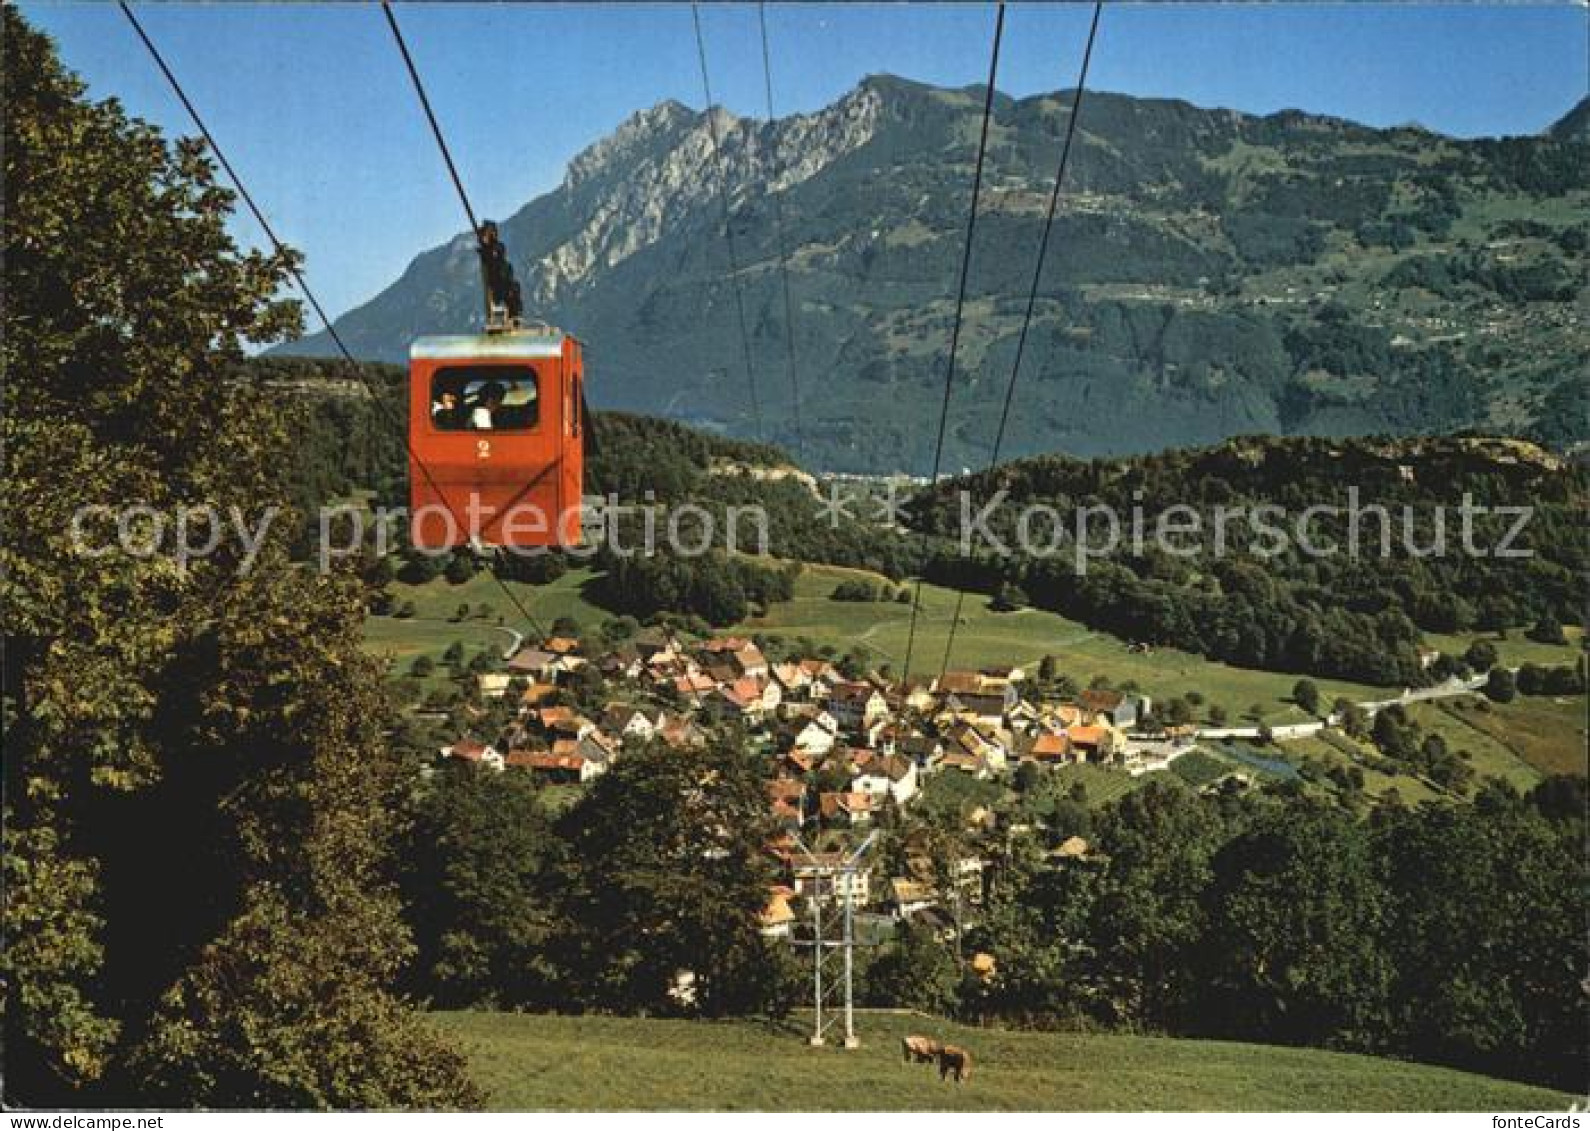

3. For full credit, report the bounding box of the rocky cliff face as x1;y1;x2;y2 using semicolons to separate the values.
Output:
280;76;1588;472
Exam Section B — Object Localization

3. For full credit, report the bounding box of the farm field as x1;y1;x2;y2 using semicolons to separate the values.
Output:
1425;627;1585;671
1431;696;1588;779
1403;701;1546;792
430;1010;1573;1111
364;567;610;672
1282;734;1445;805
740;562;1387;720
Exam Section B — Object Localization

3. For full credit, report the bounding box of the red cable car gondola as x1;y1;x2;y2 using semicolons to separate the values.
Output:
408;222;585;550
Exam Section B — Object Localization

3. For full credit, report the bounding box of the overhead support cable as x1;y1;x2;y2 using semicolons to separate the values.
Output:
692;1;766;444
757;1;805;464
939;0;1105;681
119;0;549;642
380;0;483;243
900;0;1006;679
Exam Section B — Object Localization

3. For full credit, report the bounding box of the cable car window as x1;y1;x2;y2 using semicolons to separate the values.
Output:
430;365;539;431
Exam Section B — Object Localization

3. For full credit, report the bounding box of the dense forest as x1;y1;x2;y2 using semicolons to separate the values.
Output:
906;437;1587;684
2;11;475;1107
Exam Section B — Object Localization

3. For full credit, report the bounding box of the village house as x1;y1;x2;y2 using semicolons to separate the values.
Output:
1037;703;1085;732
781;748;818;777
936;670;983;697
771;661;812;698
654;711;706;749
944;689;1009;728
889;878;936;920
797;658;839;699
791;710;840;755
597;649;643;681
899;733;945;772
855;715;894;750
509;749;603;784
506;647;560;680
631;628;678;660
895;677;938;712
1067;723;1119;763
600;703;658;743
790;854;871;906
476;672;513;699
759;886;798;938
709;676;781;724
938;747;990;778
1020;731;1076;765
519;680;560;708
827;681;890;732
440;739;502;771
766;778;807;829
672;671;717;699
818;790;874;826
1080;688;1150;730
851;754;919;807
534;705;595;740
945;720;1011;772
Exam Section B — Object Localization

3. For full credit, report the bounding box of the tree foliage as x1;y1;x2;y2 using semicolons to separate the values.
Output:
1;10;475;1106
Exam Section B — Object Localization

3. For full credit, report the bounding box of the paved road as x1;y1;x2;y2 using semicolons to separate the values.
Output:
1190;672;1490;742
495;625;524;660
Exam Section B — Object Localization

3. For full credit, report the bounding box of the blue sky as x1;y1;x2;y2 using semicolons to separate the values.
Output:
22;2;1588;322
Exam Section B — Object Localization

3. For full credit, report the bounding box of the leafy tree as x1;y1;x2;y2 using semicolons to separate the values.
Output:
399;765;562;1007
1375;804;1586;1089
863;924;962;1015
556;741;791;1017
1461;639;1498;672
989;582;1028;612
444;552;477;585
1195;803;1392;1048
0;11;474;1106
1292;679;1321;716
962;839;1094;1025
1526;615;1567;646
410;655;436;678
1484;667;1517;704
1087;783;1225;1030
397;556;448;588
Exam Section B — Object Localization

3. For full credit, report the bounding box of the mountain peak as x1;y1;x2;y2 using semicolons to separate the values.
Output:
1546;95;1590;142
565;99;702;188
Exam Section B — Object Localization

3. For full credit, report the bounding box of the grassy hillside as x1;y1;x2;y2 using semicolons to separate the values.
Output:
1431;696;1588;779
743;561;1384;718
365;560;1385;722
431;1011;1573;1111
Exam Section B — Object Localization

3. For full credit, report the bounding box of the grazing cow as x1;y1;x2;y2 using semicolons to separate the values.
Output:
937;1044;973;1083
901;1035;942;1064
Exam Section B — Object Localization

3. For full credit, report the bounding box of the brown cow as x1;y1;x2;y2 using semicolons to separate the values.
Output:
901;1035;942;1064
937;1044;973;1083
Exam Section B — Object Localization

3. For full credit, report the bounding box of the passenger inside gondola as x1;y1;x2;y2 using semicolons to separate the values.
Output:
429;368;538;431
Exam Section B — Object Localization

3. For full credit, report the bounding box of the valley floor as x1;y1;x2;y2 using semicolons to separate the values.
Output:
430;1011;1574;1111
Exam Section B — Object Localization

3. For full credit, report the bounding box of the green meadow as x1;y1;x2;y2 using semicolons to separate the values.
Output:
431;1010;1574;1111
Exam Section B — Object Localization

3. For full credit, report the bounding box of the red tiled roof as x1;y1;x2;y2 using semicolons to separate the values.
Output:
1069;724;1108;748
